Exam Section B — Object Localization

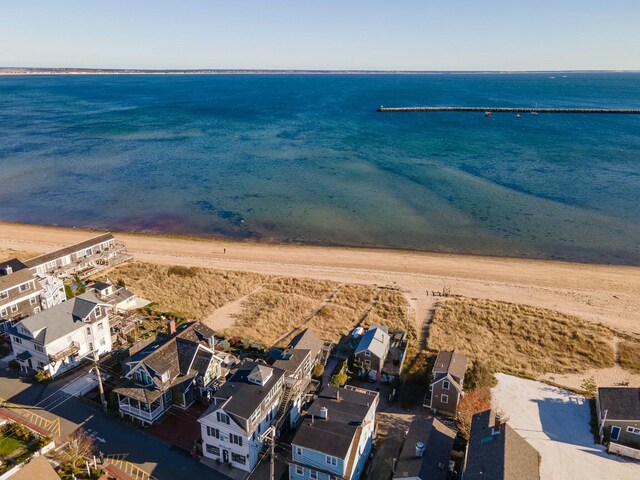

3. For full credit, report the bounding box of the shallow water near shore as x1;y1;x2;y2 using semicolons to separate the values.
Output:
0;73;639;264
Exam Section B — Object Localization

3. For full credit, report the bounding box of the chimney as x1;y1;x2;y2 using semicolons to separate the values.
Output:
319;406;328;420
168;320;176;335
336;390;340;401
1;265;12;275
415;442;425;458
492;414;502;435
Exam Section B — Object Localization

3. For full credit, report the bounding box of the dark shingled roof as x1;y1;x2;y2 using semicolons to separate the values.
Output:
272;348;311;374
24;233;115;268
0;258;39;301
598;387;640;420
288;328;324;360
394;417;456;480
292;386;378;459
202;361;285;422
464;410;540;480
432;351;468;381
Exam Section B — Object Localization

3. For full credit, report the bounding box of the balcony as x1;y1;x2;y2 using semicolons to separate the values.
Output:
119;399;166;422
48;341;80;362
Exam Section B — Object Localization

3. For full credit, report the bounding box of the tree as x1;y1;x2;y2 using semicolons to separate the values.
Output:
464;360;496;391
312;364;324;379
581;376;597;398
55;429;96;473
457;389;491;439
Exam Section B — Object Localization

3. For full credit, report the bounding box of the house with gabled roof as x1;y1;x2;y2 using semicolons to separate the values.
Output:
393;416;456;480
597;387;640;450
9;291;113;377
463;410;540;480
354;326;390;374
0;258;44;333
199;360;285;472
424;350;468;418
290;385;379;480
114;321;222;426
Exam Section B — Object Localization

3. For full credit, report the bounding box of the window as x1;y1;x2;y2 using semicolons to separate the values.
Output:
0;308;6;317
309;469;318;480
441;394;449;404
96;306;102;317
13;336;22;345
230;433;243;446
86;326;92;335
19;283;30;292
29;296;38;305
34;344;44;353
231;453;246;465
295;466;304;476
89;343;94;351
217;412;230;425
364;351;371;357
0;291;8;300
38;361;46;368
97;322;104;331
627;426;640;435
100;338;106;346
161;371;170;382
207;426;220;438
11;304;18;313
206;444;220;456
326;455;338;466
33;307;40;314
295;446;303;456
443;380;450;390
364;360;371;366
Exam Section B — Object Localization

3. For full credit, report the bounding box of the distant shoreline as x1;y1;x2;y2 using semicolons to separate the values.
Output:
1;68;639;76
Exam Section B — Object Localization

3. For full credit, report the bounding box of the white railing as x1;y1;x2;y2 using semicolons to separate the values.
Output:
609;442;640;461
119;402;165;421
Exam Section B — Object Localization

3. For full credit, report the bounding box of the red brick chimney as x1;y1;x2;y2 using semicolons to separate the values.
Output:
168;320;176;335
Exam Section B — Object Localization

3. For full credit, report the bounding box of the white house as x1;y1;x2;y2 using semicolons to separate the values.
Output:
199;361;285;472
9;291;113;377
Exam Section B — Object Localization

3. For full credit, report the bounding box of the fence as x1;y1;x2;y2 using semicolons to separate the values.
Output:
104;454;158;480
608;442;640;461
0;396;61;437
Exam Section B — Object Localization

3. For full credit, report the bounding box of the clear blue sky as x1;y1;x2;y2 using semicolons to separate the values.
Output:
1;0;638;70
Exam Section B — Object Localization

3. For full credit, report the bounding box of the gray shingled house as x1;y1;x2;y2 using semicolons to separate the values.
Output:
0;258;43;333
354;326;390;374
597;387;640;450
114;321;222;425
463;409;540;480
424;350;468;418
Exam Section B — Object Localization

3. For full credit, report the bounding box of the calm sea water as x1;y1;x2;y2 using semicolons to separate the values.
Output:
0;74;639;264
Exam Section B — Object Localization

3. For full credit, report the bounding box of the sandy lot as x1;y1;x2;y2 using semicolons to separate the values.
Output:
492;374;638;480
1;222;639;336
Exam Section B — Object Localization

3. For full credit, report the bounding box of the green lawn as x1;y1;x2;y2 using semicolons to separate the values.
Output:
0;435;24;456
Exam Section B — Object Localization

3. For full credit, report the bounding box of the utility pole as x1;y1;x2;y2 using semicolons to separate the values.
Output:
94;353;107;414
259;425;276;480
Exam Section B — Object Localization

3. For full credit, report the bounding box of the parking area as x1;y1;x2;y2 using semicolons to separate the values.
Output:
492;373;638;480
146;403;207;452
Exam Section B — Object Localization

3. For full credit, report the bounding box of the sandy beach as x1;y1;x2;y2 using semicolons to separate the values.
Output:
1;221;639;338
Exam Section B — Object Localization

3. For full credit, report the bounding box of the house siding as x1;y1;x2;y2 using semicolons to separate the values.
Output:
602;420;640;449
355;351;382;372
430;380;460;417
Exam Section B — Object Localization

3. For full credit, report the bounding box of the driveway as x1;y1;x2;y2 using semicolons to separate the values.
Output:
492;373;638;480
0;366;230;479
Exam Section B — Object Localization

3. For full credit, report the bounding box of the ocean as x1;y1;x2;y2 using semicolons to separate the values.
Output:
0;73;639;265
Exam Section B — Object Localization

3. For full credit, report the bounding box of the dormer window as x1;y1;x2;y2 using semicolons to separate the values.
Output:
216;412;230;425
19;283;30;292
135;369;152;385
161;371;170;383
95;306;102;318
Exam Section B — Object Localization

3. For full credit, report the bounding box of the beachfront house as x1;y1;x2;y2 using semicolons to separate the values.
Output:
393;416;456;480
290;385;379;480
597;387;640;452
199;361;285;472
463;410;540;480
88;280;150;313
0;259;44;333
114;321;222;426
271;328;326;432
24;233;131;278
9;291;113;377
424;350;468;418
354;326;390;377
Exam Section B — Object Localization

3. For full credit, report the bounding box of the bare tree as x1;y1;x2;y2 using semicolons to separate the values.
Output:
55;429;96;472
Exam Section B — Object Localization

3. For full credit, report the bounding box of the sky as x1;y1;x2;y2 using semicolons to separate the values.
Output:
1;0;639;70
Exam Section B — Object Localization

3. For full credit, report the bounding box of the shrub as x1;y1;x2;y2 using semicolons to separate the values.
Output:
330;371;348;387
312;364;324;379
34;370;50;383
465;360;496;391
581;376;597;398
116;278;126;288
218;340;231;351
8;359;19;369
167;265;197;277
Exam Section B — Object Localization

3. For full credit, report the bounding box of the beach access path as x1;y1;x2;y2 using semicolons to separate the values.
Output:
1;222;639;338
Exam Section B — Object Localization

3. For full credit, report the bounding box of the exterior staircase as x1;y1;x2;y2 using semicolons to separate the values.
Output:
275;385;294;431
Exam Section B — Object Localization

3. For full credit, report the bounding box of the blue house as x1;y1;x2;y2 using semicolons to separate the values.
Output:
290;385;379;480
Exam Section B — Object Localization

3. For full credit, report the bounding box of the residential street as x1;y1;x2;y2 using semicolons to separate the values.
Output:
0;365;230;479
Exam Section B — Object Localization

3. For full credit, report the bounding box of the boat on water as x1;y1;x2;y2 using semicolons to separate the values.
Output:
485;111;492;117
530;111;539;115
516;114;523;118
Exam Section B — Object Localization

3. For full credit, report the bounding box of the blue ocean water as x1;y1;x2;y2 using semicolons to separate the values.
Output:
0;73;639;264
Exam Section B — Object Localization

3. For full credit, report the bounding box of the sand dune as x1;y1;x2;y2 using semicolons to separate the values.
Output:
1;221;639;337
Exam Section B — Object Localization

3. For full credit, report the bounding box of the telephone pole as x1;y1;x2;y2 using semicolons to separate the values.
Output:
93;353;107;413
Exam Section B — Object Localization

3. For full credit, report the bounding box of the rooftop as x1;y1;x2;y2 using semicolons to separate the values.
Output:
393;416;456;480
288;327;324;359
292;385;378;459
598;387;640;420
0;258;37;297
464;410;540;480
432;351;468;380
355;326;390;359
24;233;115;268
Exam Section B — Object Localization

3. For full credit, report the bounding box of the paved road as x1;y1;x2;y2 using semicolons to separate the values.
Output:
0;366;229;479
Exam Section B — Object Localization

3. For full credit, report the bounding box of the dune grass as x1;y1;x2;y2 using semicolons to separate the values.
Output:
106;261;267;320
364;288;417;340
428;298;616;378
619;341;640;373
0;248;38;262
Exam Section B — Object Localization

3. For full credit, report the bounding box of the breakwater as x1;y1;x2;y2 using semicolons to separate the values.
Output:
377;106;640;114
